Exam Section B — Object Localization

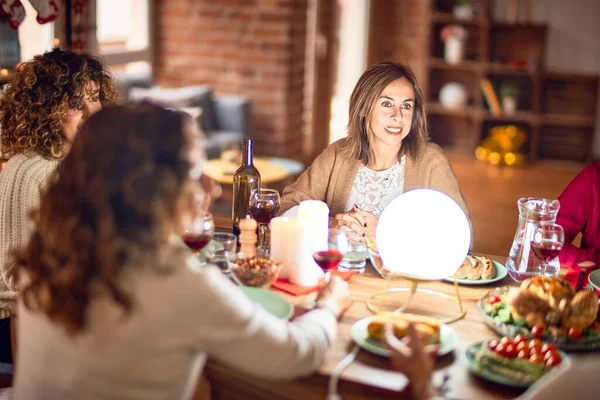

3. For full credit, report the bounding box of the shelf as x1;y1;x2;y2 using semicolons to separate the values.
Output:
431;12;487;25
540;114;596;128
429;58;482;73
427;102;478;118
485;62;534;76
480;110;537;124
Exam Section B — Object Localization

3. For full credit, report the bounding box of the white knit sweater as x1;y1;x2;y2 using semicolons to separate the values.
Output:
0;153;59;318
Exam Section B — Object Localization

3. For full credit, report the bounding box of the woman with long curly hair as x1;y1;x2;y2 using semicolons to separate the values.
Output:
10;104;349;399
0;48;119;362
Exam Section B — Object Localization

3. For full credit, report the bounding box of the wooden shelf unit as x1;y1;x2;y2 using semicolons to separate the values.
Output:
424;0;598;162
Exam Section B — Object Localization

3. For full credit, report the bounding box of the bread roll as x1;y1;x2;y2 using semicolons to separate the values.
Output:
467;256;482;280
480;256;495;280
454;257;473;279
367;312;441;345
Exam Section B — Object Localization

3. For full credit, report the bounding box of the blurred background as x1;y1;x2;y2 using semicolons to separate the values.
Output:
3;0;599;256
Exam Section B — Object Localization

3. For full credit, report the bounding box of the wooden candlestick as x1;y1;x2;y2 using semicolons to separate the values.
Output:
239;216;258;258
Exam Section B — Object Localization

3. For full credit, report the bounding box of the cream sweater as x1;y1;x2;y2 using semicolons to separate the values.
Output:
14;256;337;400
281;140;469;218
0;153;59;318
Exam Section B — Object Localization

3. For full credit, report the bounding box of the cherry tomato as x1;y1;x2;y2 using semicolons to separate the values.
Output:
568;327;583;340
517;349;530;359
529;345;542;355
494;342;506;356
543;350;557;361
529;338;542;348
489;295;501;305
505;344;518;358
500;337;513;346
516;341;529;352
514;334;528;345
542;343;556;354
531;325;544;339
488;340;500;351
545;356;562;368
529;354;545;364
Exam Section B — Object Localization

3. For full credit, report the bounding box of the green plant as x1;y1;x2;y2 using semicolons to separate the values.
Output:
500;84;519;99
455;0;471;6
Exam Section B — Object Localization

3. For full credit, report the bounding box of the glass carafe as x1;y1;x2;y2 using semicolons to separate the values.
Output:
506;197;560;282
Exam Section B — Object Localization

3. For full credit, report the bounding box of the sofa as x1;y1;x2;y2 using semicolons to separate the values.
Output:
116;76;250;159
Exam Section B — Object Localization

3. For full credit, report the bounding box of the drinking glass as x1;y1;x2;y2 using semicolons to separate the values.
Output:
312;228;348;281
205;232;237;274
530;223;564;276
181;211;215;257
249;188;281;256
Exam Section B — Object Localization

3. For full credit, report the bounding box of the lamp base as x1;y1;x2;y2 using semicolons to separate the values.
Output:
366;279;466;324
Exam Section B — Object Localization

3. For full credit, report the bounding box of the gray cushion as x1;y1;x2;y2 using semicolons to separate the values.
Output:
128;86;218;132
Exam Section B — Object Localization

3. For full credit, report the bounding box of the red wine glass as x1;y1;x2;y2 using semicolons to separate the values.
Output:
182;211;215;257
249;188;280;256
312;228;348;281
530;222;564;276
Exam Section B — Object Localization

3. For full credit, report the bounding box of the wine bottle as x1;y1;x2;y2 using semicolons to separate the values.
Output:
232;138;261;237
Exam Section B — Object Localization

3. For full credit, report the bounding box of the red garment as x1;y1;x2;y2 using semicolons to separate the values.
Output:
557;162;600;286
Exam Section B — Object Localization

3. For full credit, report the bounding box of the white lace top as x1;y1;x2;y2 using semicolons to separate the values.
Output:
345;156;406;217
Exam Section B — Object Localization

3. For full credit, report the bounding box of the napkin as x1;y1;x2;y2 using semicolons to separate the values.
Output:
272;269;356;296
564;265;599;290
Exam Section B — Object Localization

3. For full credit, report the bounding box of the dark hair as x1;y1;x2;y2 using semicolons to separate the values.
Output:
12;104;203;334
0;48;120;159
340;61;429;162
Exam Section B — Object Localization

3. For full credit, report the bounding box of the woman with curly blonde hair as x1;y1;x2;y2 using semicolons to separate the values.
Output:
0;48;119;362
10;104;349;399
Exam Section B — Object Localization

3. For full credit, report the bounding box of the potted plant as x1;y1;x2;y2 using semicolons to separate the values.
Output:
453;0;474;21
440;25;469;64
500;84;519;114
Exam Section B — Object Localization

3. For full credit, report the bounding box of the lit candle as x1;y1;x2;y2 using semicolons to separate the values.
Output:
270;216;322;286
297;200;329;254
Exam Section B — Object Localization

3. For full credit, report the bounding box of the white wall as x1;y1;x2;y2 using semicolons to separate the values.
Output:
494;0;600;157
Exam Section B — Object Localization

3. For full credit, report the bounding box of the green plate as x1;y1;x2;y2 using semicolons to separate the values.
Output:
465;341;570;388
350;316;458;357
443;257;508;285
240;286;294;320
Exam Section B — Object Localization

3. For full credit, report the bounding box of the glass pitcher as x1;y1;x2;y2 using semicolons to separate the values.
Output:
506;197;560;282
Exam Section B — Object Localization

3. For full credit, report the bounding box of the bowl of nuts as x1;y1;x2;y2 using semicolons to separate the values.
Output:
232;257;282;288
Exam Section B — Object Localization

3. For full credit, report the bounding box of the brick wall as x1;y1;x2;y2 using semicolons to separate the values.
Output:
154;0;309;158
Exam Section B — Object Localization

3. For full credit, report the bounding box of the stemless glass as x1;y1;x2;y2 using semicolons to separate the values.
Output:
249;188;280;256
530;223;565;276
205;232;237;274
181;211;215;257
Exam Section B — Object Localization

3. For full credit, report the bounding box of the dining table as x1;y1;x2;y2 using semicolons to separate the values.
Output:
205;215;599;400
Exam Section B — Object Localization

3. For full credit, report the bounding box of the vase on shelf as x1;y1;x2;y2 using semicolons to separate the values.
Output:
502;97;517;114
444;36;465;64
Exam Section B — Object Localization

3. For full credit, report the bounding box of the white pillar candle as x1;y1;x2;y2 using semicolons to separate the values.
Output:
270;216;323;286
297;200;330;254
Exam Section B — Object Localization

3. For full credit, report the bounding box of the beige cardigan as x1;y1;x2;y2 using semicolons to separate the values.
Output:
281;140;470;219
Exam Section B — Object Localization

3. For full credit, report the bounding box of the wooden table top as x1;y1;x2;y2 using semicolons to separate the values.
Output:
206;215;600;400
204;158;292;185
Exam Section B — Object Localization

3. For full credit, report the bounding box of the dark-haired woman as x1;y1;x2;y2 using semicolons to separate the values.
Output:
281;61;469;238
11;104;349;399
0;48;119;363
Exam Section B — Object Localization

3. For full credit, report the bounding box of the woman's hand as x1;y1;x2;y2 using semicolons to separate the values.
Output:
383;323;437;400
334;205;378;238
315;276;351;319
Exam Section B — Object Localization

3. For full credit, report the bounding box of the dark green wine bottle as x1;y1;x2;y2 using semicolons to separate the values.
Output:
232;138;261;237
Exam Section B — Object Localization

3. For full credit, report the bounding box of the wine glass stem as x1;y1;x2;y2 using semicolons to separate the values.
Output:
259;224;267;249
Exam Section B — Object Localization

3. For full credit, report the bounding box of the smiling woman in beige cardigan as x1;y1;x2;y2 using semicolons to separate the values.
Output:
281;61;469;238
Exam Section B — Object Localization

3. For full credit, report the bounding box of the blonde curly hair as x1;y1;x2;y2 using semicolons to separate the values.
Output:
0;48;120;160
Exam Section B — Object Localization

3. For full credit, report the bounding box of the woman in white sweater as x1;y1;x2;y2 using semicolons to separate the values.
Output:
0;48;119;363
9;104;350;399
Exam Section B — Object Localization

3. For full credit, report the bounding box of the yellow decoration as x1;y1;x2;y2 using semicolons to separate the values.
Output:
475;125;527;166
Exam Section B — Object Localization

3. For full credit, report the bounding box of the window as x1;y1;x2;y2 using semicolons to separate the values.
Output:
17;1;55;62
95;0;152;76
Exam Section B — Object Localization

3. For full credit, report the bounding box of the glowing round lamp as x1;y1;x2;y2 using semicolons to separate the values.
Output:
376;189;471;280
367;189;471;323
